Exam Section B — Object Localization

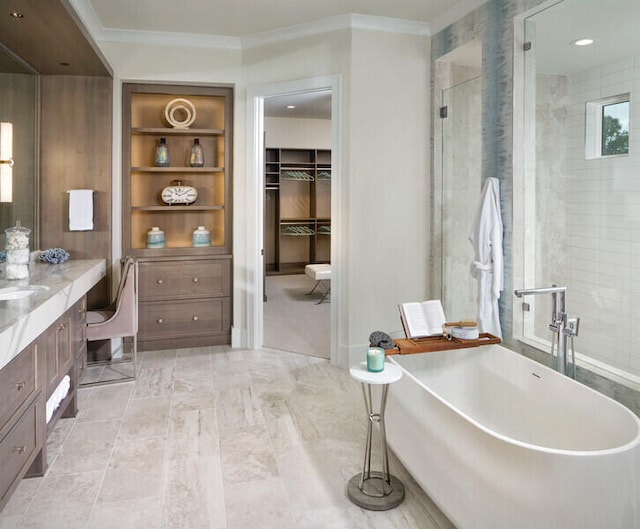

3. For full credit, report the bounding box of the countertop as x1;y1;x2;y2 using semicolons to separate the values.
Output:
0;258;106;370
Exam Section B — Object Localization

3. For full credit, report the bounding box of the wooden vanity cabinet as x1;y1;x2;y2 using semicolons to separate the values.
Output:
0;400;42;511
44;313;72;399
0;342;43;511
0;297;87;511
72;297;88;383
0;343;40;436
43;297;86;428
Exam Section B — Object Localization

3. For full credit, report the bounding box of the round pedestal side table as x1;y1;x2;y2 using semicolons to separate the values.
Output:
347;361;405;511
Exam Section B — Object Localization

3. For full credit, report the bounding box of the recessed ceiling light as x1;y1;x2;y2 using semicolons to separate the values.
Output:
286;105;296;109
570;38;594;46
9;11;24;18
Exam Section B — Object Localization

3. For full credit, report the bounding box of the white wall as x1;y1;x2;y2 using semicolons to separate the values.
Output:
345;29;430;353
88;25;430;366
265;117;331;149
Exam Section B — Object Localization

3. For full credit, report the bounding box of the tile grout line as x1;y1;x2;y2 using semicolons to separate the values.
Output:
250;349;301;529
153;349;178;529
83;379;136;529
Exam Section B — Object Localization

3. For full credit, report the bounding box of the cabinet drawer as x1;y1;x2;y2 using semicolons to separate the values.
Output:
139;298;230;340
139;259;230;301
44;315;72;398
0;344;38;434
0;402;40;506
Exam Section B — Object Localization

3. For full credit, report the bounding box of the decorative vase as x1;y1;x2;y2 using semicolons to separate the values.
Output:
189;138;204;167
192;226;210;247
155;137;170;167
146;226;165;248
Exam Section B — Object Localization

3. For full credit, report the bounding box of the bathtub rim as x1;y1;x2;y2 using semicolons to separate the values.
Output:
388;344;640;457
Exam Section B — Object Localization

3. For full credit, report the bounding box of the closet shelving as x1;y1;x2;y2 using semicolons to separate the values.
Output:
264;148;331;274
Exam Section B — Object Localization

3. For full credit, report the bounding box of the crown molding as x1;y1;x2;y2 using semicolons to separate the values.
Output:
100;28;242;50
242;14;430;49
67;0;241;49
67;0;105;40
67;2;430;51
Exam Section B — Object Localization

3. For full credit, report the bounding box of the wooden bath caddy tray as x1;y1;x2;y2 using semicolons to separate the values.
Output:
385;333;501;355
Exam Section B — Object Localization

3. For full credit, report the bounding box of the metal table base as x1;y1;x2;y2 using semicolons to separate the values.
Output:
347;380;405;510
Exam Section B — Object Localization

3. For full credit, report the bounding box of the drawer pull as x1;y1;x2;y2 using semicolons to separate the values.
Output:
157;279;164;285
157;318;164;324
192;316;199;321
13;446;26;454
14;381;26;391
58;323;67;331
192;277;199;282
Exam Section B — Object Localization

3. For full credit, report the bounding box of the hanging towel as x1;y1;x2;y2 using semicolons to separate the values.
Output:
45;375;70;423
468;177;503;338
68;189;94;231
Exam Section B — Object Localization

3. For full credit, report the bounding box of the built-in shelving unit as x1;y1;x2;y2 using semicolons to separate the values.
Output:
265;148;331;275
122;83;233;350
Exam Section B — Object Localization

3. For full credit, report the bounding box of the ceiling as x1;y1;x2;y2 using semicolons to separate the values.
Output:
529;0;640;75
264;90;332;120
2;1;635;114
77;0;483;119
84;0;475;39
0;0;110;75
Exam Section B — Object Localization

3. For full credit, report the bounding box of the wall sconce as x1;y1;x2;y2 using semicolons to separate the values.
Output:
0;122;13;203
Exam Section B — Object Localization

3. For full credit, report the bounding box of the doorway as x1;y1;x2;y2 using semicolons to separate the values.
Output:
263;90;332;357
245;76;341;363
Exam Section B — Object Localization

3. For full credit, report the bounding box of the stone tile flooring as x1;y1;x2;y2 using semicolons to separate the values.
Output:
0;346;454;529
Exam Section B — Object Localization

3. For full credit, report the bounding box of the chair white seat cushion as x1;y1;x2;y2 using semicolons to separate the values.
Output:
305;263;331;281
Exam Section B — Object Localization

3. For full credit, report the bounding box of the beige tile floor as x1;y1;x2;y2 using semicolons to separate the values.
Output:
0;346;455;529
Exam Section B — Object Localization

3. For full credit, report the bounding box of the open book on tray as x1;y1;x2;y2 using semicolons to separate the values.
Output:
399;299;447;339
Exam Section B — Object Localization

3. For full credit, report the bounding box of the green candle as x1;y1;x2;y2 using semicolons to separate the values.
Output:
367;347;385;372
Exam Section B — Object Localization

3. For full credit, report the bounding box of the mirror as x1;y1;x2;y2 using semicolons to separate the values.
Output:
519;0;640;383
0;46;37;248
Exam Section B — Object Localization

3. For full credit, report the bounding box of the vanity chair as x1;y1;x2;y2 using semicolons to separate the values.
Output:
82;256;138;386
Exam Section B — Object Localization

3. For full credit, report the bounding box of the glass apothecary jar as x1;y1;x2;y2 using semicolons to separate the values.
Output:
5;220;31;279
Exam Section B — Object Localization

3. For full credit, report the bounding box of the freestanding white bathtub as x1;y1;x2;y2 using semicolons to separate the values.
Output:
385;344;640;529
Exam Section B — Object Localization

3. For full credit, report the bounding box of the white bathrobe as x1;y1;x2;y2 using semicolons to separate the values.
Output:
469;177;504;338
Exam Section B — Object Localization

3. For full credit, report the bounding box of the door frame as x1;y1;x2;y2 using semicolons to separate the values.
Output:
245;75;341;364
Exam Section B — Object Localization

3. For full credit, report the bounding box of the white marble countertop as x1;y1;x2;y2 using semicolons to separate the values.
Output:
0;258;106;370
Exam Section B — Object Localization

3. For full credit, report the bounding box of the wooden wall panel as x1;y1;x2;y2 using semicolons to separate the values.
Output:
39;75;112;307
0;73;37;244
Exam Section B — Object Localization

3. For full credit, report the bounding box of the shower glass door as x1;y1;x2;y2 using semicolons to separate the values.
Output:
441;76;482;321
520;0;640;383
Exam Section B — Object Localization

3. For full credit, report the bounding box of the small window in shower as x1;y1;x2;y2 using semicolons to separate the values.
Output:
585;94;630;159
